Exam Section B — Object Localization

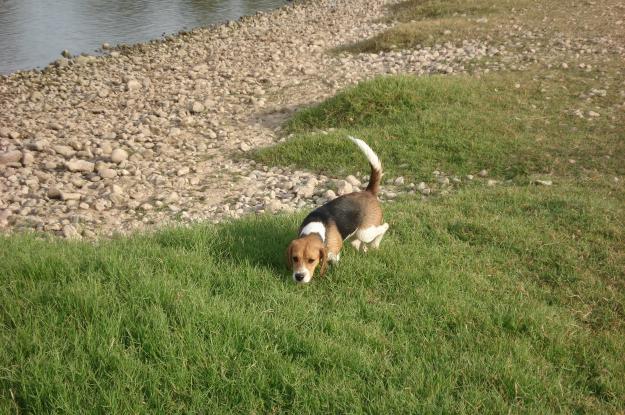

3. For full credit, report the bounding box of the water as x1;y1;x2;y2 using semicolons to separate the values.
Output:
0;0;285;74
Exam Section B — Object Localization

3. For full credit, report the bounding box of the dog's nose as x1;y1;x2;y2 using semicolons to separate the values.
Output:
294;273;305;282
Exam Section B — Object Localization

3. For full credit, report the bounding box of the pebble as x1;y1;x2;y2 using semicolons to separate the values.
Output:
266;199;284;213
126;79;142;91
324;189;337;200
346;175;361;186
65;160;95;173
336;180;353;195
62;224;81;239
0;150;22;165
478;169;489;177
110;149;128;163
53;145;76;158
534;179;553;186
98;168;117;179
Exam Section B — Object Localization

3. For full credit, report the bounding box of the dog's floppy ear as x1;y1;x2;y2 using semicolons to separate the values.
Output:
286;242;294;270
318;247;328;277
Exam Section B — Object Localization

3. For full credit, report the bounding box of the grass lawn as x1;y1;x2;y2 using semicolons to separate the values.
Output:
2;184;624;413
2;0;625;413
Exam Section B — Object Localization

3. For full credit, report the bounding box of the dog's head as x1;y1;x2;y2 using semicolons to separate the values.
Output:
286;235;327;283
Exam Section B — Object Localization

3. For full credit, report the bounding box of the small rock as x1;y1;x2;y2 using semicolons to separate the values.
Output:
61;192;82;201
346;175;361;187
164;192;179;203
465;174;474;180
110;148;128;163
62;224;81;239
336;180;353;195
478;169;488;177
65;160;95;173
266;199;283;213
21;152;35;166
126;79;142;91
394;176;405;186
240;142;251;152
98;168;117;179
587;111;600;117
53;145;76;158
534;179;553;186
0;150;22;165
324;189;337;200
487;179;498;186
189;101;205;113
294;184;315;198
47;188;63;199
437;176;450;185
177;166;190;176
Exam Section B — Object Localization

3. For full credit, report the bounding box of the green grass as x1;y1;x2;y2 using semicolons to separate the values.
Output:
254;70;624;182
2;183;624;413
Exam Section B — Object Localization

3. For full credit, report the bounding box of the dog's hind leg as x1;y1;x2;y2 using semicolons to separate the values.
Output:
370;224;389;249
356;223;389;251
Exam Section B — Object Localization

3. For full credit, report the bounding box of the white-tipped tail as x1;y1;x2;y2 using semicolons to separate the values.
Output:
347;136;382;195
347;136;381;171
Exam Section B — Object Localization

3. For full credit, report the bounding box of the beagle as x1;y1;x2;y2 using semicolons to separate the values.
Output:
286;136;389;283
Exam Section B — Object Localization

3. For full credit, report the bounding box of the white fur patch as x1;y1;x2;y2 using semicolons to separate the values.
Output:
328;252;340;263
348;136;381;172
357;223;389;243
300;221;326;242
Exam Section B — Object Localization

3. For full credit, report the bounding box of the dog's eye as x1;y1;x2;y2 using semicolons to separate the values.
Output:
292;256;299;263
307;258;315;264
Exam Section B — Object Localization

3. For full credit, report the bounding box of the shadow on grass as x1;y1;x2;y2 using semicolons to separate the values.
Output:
153;214;300;281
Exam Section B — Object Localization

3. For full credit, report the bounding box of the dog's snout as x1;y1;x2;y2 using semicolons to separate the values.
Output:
294;273;305;282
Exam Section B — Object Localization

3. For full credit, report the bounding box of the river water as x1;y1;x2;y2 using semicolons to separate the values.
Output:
0;0;285;74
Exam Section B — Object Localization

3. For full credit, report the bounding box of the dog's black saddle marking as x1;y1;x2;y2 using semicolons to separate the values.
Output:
300;196;362;241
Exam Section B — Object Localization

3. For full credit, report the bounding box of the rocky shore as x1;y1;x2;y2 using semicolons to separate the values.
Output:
1;0;622;238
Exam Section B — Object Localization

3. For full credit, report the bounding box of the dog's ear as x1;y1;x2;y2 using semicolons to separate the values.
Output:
285;242;294;270
318;247;328;277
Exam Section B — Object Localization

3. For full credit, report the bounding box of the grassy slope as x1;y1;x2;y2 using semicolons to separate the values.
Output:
254;69;624;183
2;184;624;413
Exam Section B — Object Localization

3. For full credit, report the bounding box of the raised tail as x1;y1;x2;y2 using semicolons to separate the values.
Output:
347;136;382;195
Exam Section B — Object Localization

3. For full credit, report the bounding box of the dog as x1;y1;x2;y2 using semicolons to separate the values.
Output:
286;136;389;283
